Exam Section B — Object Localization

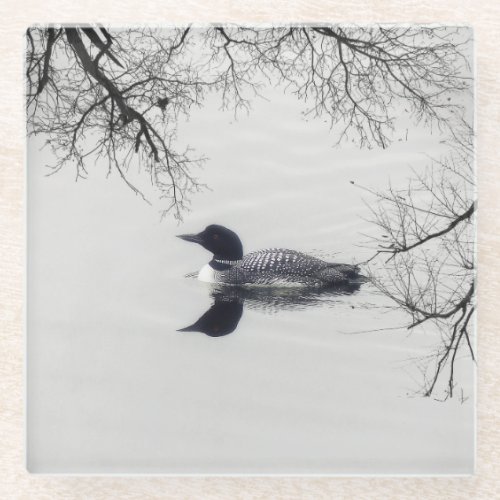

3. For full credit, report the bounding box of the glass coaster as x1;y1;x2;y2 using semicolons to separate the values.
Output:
26;25;475;474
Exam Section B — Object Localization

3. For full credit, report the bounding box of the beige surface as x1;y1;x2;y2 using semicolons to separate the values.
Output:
1;1;498;498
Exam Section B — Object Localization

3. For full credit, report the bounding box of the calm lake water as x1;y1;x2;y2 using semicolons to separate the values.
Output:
27;90;474;474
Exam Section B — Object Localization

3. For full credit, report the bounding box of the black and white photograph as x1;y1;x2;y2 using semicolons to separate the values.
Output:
26;25;475;474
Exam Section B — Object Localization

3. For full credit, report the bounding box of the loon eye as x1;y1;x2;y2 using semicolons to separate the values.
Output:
213;234;219;240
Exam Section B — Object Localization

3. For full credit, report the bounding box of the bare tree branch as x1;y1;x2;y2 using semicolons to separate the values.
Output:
363;147;475;399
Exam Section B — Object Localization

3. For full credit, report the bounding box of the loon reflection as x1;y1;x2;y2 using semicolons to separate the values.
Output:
178;282;362;337
178;299;243;337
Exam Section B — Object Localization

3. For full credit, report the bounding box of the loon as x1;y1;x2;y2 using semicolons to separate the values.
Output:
177;224;363;286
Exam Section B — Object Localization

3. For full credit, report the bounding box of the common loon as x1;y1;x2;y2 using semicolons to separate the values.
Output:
177;224;363;286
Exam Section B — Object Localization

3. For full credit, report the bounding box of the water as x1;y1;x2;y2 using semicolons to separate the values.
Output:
27;89;474;474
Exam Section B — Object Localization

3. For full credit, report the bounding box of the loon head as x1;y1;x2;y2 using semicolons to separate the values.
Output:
177;224;243;261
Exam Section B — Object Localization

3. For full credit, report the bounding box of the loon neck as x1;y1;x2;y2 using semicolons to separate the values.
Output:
210;258;240;271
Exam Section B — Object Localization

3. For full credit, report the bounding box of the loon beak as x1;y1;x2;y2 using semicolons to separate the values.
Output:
177;233;203;245
177;324;197;332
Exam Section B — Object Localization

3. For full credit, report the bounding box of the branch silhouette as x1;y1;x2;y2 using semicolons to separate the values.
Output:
26;26;472;218
362;144;475;399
